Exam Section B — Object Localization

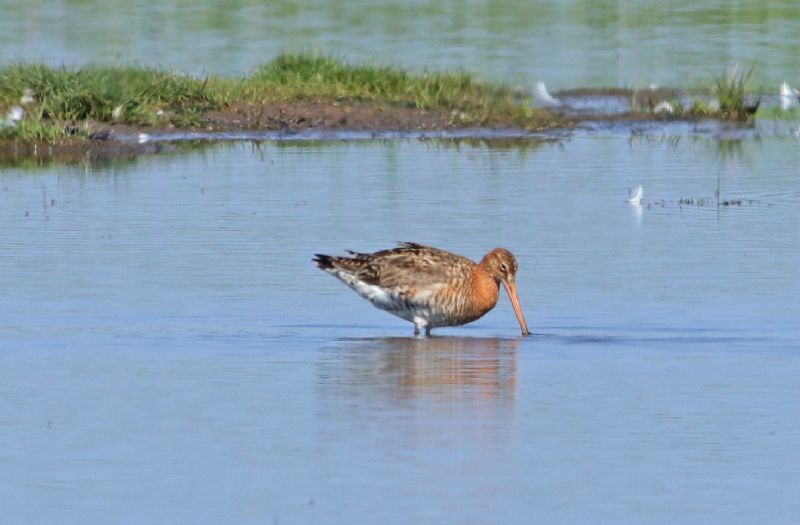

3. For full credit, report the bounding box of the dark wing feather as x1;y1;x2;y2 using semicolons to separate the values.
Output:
395;241;433;250
370;244;473;289
315;243;475;289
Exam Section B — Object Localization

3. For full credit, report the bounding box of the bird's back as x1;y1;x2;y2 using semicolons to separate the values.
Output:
314;243;479;325
316;242;473;288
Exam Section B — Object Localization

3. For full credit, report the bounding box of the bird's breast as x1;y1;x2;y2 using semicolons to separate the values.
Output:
469;270;500;318
431;269;498;326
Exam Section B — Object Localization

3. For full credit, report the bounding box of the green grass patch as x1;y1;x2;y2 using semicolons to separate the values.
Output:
244;54;527;118
0;63;230;142
712;63;759;120
0;54;555;144
0;63;225;124
0;118;83;142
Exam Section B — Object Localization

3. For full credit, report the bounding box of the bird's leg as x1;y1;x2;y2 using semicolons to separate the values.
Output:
413;318;429;338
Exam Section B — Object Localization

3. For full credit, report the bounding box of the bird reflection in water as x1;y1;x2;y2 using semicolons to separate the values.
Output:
318;336;519;405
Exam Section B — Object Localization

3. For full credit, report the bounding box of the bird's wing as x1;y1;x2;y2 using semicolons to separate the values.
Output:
319;244;473;291
367;245;472;290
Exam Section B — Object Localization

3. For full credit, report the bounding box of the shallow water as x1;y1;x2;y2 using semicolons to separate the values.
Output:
2;136;799;523
3;0;800;88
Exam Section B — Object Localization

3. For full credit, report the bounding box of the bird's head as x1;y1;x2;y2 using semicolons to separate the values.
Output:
480;248;530;336
482;248;519;284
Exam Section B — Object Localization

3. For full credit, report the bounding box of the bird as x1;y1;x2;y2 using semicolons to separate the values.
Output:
19;88;35;105
653;101;674;114
1;106;24;128
628;184;644;204
534;81;559;106
780;81;798;110
313;242;530;337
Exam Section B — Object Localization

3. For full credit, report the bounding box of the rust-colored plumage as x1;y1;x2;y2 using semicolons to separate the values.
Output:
313;242;530;336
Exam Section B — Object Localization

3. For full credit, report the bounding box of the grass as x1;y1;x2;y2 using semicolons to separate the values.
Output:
626;64;761;120
0;63;225;127
0;118;83;143
712;63;758;120
0;54;554;144
244;54;529;118
0;55;768;146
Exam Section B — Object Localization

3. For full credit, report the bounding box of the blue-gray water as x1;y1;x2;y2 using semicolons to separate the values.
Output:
4;1;800;521
3;0;800;88
2;136;799;523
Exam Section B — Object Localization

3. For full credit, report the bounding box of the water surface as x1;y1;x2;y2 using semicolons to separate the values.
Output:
1;136;799;523
4;0;800;88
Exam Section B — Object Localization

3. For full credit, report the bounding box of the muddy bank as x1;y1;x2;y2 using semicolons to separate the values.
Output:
0;97;767;165
94;100;567;136
1;101;565;164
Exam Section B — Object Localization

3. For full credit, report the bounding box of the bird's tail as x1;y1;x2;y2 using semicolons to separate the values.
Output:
313;254;336;270
313;253;370;281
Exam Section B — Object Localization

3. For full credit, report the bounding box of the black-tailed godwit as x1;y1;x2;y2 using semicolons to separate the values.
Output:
313;242;530;336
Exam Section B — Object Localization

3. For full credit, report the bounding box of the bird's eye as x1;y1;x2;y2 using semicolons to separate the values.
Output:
500;263;509;272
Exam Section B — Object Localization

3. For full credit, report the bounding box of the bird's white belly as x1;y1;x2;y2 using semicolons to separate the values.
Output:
348;279;450;327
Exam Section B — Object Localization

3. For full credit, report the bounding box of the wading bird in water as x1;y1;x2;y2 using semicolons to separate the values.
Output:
313;242;530;336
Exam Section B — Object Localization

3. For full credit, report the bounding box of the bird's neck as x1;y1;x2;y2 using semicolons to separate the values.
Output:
469;267;500;318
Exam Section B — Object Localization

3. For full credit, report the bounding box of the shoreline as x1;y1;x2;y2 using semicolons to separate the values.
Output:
0;105;761;166
0;56;770;164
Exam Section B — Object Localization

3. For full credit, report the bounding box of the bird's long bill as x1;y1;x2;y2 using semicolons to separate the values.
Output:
503;281;531;336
